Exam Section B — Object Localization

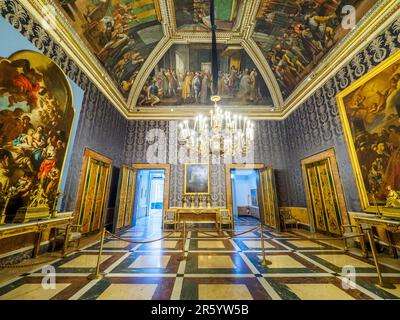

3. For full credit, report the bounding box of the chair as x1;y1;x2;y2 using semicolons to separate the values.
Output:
218;209;233;230
341;224;368;257
280;209;299;231
51;224;82;255
163;210;177;230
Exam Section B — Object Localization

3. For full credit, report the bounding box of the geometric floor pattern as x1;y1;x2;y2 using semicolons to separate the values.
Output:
1;216;400;300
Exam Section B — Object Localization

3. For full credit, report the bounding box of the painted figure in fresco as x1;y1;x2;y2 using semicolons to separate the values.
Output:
200;71;211;104
192;72;202;103
182;72;193;103
147;81;160;107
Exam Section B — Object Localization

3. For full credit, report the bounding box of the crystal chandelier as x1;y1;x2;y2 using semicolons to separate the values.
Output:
178;0;254;158
179;96;255;157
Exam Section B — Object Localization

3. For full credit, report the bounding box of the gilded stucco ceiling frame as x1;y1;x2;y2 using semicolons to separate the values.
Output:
19;0;400;120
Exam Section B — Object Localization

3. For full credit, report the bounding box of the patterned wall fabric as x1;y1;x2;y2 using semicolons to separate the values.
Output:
61;83;128;211
123;120;291;207
283;16;400;211
0;0;129;212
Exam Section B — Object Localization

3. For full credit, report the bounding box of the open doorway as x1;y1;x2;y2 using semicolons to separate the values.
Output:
230;169;261;225
133;169;165;226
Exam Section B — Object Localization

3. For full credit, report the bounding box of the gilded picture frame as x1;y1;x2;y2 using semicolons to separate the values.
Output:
184;163;210;195
336;50;400;218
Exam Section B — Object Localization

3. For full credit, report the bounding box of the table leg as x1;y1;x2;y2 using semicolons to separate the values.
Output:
32;231;43;258
62;225;71;256
385;230;398;259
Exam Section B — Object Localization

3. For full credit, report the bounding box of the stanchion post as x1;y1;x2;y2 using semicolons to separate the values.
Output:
259;223;272;266
177;221;188;261
87;227;106;280
365;228;395;289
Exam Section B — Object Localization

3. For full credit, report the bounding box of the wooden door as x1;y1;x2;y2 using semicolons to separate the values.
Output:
305;159;342;235
75;149;112;234
259;167;280;231
114;166;137;231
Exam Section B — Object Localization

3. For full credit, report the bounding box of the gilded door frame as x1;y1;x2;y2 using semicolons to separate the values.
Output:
301;148;349;233
74;148;113;232
131;163;170;226
225;163;265;228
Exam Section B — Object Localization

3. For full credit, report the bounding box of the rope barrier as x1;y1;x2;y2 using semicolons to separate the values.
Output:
105;230;177;244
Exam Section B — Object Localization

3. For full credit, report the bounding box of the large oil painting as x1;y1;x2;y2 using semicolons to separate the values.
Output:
253;0;377;99
55;0;163;97
0;50;74;222
138;44;273;107
184;163;209;194
173;0;244;31
336;50;400;217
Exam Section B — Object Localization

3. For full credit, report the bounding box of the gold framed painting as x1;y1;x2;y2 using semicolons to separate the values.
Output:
184;163;210;195
336;50;400;218
0;50;74;222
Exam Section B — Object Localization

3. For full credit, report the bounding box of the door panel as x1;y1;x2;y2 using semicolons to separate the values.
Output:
306;159;342;236
259;167;280;230
115;166;136;231
76;150;112;234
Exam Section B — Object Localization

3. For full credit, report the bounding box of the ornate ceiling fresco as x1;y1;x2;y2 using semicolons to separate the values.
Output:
54;0;163;97
22;0;399;118
252;0;376;99
138;44;272;107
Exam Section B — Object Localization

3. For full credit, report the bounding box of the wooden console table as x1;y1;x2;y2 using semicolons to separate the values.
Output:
0;214;73;258
353;214;400;259
170;207;228;229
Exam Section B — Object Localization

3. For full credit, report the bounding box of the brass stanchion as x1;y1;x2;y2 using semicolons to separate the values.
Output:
87;227;106;280
365;228;395;289
177;221;189;261
259;224;272;266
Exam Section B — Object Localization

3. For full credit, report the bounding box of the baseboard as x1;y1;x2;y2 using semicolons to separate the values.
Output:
0;241;51;266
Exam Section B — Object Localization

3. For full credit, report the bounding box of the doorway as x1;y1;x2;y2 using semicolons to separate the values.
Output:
230;169;261;225
133;169;165;226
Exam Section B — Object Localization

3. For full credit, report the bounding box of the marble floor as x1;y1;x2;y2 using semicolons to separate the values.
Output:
0;215;400;300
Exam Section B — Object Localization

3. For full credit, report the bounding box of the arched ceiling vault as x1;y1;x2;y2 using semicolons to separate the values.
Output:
21;0;400;119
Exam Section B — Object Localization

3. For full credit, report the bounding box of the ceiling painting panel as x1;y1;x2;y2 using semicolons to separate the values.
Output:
55;0;164;97
253;0;377;99
136;43;273;107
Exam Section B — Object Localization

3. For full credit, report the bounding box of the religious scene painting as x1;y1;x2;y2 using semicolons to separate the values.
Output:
138;44;273;107
55;0;163;97
0;50;74;221
253;0;377;99
174;0;244;31
337;51;400;217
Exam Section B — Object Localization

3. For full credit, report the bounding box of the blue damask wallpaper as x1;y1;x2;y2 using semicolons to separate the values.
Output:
123;120;291;207
283;16;400;211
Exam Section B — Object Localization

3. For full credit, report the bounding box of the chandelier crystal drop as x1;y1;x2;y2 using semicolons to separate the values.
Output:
178;96;255;157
